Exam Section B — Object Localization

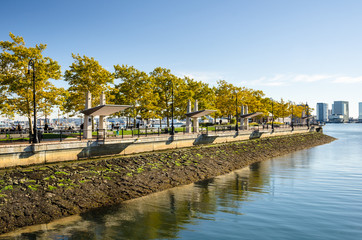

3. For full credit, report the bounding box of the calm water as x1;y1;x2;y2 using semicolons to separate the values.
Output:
2;124;362;240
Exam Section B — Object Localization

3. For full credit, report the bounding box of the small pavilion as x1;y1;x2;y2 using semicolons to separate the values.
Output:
239;105;262;129
80;92;131;139
185;100;216;133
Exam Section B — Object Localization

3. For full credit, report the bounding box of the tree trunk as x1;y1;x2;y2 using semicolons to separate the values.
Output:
28;116;33;134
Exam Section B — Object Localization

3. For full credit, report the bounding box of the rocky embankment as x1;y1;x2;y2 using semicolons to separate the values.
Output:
0;132;335;234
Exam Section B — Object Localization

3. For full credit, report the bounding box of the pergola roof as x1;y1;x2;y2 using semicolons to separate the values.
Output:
240;112;263;119
185;109;216;118
81;105;131;116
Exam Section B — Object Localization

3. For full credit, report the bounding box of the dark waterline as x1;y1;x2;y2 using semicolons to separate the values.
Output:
2;124;362;239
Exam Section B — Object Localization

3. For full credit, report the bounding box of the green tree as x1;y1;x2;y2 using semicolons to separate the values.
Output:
63;54;114;116
0;33;62;131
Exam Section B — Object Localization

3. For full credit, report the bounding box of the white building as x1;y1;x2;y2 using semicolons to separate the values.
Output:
359;102;362;122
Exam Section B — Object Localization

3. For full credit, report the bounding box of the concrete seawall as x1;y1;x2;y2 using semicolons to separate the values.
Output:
0;127;313;169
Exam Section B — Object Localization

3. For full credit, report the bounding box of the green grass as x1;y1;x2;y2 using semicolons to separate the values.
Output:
0;132;74;141
105;127;189;136
42;133;76;139
0;137;29;141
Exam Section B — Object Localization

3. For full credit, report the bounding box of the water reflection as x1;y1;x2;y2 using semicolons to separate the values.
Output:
2;164;274;240
2;155;312;240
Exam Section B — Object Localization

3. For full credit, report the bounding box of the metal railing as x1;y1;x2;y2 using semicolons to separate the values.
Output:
0;123;311;144
0;129;30;142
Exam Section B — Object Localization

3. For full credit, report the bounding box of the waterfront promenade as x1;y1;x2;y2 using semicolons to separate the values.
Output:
0;125;313;169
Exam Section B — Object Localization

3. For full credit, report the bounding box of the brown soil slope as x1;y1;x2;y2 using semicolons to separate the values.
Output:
0;132;335;234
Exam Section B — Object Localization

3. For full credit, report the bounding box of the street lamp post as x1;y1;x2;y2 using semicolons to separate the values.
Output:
170;80;175;135
28;59;38;143
235;91;239;132
306;102;310;129
271;98;274;131
291;102;294;131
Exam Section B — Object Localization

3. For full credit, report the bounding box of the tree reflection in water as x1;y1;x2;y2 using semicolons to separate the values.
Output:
2;163;274;240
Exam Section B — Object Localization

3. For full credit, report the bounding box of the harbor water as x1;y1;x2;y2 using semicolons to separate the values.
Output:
2;124;362;239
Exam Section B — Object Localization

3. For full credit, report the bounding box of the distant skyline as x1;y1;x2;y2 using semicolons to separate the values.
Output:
2;0;362;118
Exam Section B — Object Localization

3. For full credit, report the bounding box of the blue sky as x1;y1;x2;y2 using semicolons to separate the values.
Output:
1;0;362;117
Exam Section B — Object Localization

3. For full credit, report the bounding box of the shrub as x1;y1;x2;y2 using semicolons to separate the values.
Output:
266;121;284;125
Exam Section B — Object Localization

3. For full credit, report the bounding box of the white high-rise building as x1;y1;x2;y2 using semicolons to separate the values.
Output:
316;103;328;123
359;102;362;122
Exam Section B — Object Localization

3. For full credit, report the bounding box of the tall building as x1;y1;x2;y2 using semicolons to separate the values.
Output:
359;102;362;122
331;104;334;114
328;109;332;117
316;103;328;123
332;101;349;122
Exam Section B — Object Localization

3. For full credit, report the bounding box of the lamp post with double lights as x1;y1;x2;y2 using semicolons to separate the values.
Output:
28;59;38;143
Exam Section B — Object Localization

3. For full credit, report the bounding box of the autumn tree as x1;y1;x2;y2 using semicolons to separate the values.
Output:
63;54;114;116
240;88;265;114
150;67;186;127
0;33;62;132
184;77;215;109
214;80;238;122
113;65;159;126
273;98;289;122
294;103;309;123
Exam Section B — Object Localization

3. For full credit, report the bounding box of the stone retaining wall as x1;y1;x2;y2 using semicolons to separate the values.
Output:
0;128;311;169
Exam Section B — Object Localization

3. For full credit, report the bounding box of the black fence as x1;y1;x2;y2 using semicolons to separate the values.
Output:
0;129;30;142
0;123;310;144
